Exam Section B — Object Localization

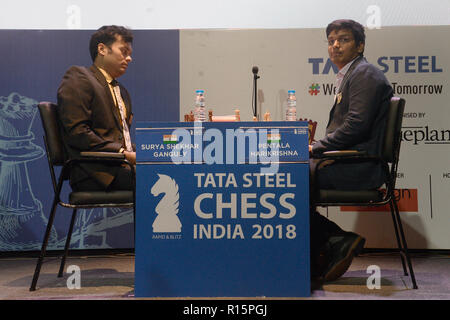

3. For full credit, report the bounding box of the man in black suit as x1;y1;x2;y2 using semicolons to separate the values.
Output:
58;25;136;191
309;20;393;281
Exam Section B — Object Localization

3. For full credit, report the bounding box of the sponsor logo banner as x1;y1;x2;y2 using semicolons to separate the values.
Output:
340;189;418;212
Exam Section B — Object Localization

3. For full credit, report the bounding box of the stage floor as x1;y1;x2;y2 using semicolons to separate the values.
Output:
0;251;449;300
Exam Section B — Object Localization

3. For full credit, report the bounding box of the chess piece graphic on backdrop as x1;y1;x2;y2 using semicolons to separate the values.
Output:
0;92;57;250
69;207;134;248
151;174;181;233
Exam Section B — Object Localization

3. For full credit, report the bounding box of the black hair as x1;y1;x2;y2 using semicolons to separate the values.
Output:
326;19;365;52
89;25;133;62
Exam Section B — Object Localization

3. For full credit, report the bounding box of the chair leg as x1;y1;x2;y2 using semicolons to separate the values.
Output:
133;205;136;252
29;199;59;291
389;200;408;276
58;209;77;278
391;199;418;289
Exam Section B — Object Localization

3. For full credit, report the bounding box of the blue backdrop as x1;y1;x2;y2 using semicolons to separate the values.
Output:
0;30;179;251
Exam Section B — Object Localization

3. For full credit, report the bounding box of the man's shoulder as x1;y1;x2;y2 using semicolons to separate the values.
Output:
63;65;92;76
354;59;385;77
61;65;102;86
58;65;98;95
350;58;389;85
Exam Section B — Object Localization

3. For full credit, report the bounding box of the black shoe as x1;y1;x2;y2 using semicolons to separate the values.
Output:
322;232;365;282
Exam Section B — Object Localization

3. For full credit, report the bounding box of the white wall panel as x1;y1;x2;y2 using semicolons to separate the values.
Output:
180;26;450;249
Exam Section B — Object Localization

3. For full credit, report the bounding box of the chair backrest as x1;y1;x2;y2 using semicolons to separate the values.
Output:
381;97;405;163
37;102;65;166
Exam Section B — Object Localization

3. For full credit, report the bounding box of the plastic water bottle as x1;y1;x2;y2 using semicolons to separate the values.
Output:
193;89;207;122
285;90;297;121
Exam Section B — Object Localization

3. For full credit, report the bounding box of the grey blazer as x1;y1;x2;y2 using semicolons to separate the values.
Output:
312;56;393;190
57;65;133;188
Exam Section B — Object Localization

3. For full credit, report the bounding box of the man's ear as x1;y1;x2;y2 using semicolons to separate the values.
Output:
357;42;365;54
97;43;108;57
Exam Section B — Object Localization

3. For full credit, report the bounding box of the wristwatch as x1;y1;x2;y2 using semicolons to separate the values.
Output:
119;147;125;153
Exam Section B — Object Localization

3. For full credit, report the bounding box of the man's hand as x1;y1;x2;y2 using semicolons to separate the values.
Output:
309;144;313;154
124;151;136;165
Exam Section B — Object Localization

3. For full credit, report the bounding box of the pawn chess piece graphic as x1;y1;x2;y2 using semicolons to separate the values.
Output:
0;93;58;250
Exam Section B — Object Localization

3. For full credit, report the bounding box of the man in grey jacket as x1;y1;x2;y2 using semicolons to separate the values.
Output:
309;19;393;281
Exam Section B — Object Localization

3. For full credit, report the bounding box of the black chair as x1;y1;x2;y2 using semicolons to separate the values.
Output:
29;102;135;291
312;97;418;289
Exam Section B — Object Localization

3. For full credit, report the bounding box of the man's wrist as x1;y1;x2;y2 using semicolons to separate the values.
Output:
119;147;125;153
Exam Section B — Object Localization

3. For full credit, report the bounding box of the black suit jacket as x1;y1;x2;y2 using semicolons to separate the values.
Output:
57;65;133;188
312;56;393;190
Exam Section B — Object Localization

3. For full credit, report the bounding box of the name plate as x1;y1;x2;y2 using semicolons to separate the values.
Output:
136;121;309;163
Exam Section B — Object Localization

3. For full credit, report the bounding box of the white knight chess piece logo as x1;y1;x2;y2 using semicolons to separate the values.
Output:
151;174;181;233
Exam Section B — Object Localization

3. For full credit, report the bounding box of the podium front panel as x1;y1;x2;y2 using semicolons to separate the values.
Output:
135;121;310;297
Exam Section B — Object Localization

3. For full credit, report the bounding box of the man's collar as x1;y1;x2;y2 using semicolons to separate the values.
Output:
337;56;359;77
97;66;114;84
